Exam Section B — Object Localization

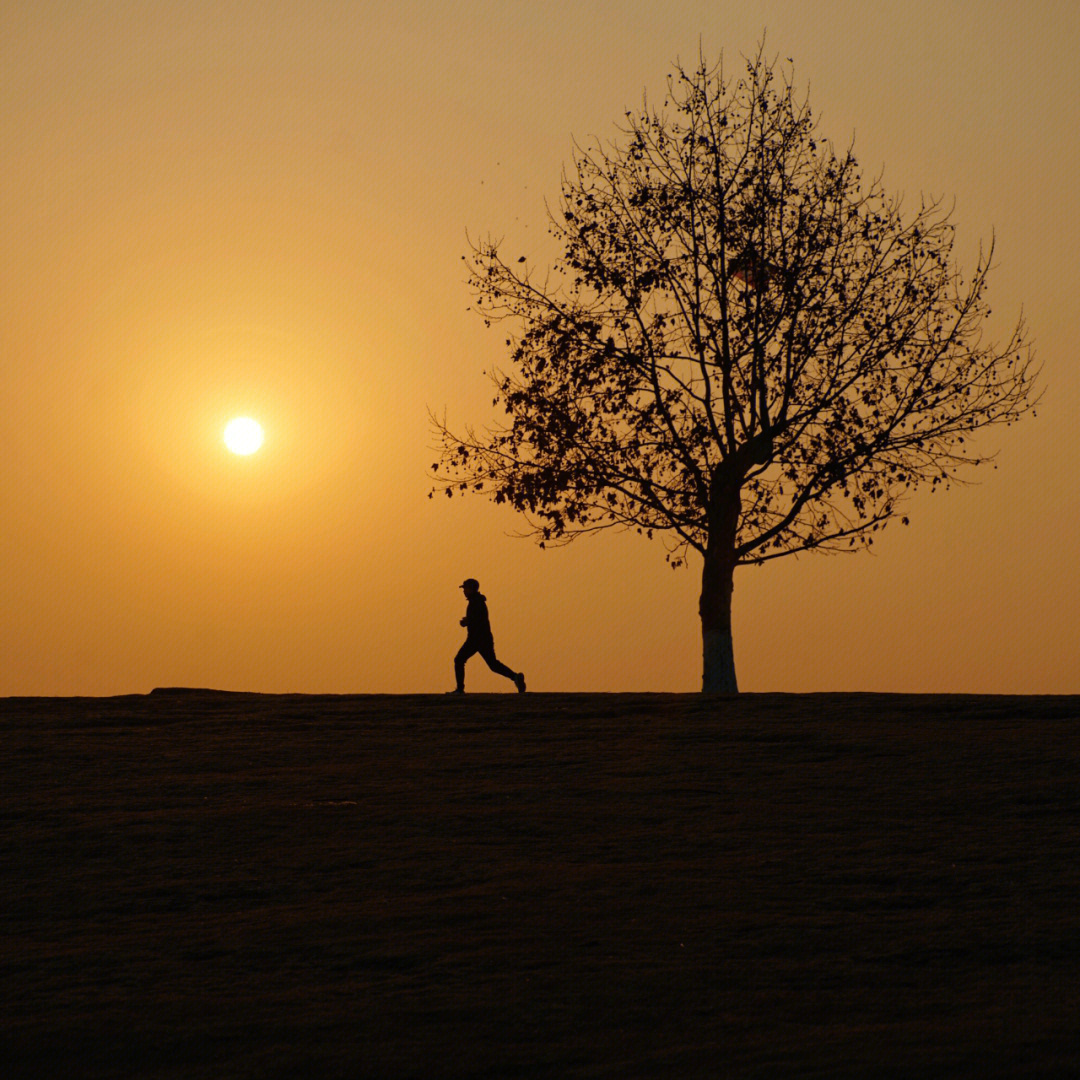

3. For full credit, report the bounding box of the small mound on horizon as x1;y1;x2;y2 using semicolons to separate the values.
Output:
148;686;249;697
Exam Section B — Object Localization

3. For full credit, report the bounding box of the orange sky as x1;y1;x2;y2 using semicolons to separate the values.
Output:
3;0;1078;695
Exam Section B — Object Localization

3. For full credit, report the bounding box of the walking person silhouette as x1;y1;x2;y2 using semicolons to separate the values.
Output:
449;578;526;694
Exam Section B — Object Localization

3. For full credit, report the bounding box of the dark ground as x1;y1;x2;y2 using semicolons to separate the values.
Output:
3;691;1080;1078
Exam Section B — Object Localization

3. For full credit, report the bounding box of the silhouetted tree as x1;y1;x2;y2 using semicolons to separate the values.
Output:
432;47;1039;692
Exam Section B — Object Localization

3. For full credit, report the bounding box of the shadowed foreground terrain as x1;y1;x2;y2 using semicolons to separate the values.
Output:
4;691;1080;1078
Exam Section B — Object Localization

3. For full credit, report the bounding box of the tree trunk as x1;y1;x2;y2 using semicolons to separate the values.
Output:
699;544;738;693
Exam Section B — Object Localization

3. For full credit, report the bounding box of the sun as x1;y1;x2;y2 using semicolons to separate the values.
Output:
223;417;264;455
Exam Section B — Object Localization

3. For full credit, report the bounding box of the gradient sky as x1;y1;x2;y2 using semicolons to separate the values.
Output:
3;0;1077;695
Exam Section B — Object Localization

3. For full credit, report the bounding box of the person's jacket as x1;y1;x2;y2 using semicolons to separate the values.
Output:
464;593;493;641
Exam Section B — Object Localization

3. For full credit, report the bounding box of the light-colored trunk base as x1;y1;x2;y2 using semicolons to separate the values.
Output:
702;628;738;694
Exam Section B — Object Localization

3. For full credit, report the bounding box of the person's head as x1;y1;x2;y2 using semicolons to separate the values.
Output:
460;578;480;597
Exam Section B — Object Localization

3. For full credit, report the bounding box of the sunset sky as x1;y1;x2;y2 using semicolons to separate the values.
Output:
3;0;1077;696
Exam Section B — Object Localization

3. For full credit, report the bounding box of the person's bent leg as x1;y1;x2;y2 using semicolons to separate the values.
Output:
479;641;520;684
454;641;478;692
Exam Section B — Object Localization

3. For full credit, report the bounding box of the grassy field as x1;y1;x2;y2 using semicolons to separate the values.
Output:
4;691;1080;1078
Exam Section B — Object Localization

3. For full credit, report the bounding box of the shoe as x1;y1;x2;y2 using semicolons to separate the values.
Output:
446;688;465;694
514;673;526;694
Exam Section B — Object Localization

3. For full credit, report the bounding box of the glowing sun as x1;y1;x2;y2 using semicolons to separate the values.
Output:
223;417;264;455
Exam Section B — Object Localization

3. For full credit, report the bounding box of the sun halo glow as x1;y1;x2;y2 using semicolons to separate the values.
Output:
224;417;264;455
